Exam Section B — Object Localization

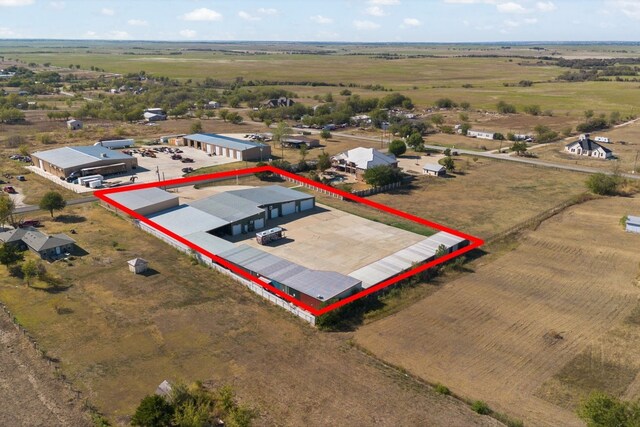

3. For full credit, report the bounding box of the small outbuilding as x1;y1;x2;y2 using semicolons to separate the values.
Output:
626;215;640;234
128;258;149;274
67;119;83;130
423;163;446;177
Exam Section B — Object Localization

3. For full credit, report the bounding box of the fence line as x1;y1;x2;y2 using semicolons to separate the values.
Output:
26;166;91;193
279;175;344;200
136;221;316;325
350;181;403;197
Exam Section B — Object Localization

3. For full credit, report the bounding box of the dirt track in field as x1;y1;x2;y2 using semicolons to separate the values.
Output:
355;196;640;426
0;309;91;427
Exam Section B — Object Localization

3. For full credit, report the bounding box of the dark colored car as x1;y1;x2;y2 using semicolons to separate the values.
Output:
181;158;194;163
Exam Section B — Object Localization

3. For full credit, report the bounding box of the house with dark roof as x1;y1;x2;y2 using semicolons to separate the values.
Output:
262;97;295;108
0;227;75;258
564;134;613;159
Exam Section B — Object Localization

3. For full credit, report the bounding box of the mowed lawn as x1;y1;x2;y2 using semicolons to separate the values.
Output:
0;204;498;427
355;195;640;426
368;157;589;240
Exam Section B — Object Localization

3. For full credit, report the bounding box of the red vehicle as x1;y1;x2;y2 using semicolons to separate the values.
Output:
3;186;16;194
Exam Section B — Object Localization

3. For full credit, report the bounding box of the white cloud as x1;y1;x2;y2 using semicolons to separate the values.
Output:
354;20;380;30
127;19;148;26
182;7;222;21
238;11;260;21
101;7;114;16
536;1;556;12
366;5;386;16
257;7;278;15
179;29;197;38
310;15;333;24
369;0;399;4
49;1;65;9
610;0;640;20
497;2;528;13
85;31;97;37
0;0;33;6
524;17;538;24
106;30;130;39
403;18;421;26
505;19;519;27
0;27;17;36
443;0;496;3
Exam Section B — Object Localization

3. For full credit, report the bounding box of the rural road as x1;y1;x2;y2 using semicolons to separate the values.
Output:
326;130;640;180
13;195;97;215
59;90;94;102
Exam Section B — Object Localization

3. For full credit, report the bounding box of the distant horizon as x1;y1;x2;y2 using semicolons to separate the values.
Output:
1;38;640;45
1;1;639;43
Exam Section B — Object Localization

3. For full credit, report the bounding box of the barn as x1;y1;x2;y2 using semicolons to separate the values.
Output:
32;145;138;179
177;133;271;161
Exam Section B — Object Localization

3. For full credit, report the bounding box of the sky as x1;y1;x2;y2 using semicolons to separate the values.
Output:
0;0;640;42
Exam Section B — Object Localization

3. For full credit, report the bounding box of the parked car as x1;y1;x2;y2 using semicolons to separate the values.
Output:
181;167;194;173
181;158;194;163
19;220;40;228
3;186;16;194
171;154;182;160
16;175;25;181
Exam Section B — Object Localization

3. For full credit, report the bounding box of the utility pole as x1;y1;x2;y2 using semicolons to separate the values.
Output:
634;150;639;173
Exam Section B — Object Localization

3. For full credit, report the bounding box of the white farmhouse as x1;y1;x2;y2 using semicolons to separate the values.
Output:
564;134;613;159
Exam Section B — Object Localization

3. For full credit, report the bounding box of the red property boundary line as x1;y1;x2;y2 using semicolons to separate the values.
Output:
94;166;484;317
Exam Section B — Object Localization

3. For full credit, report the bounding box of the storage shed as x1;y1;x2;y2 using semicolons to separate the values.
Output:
128;258;149;274
178;133;271;161
67;119;83;130
626;215;640;234
423;163;446;177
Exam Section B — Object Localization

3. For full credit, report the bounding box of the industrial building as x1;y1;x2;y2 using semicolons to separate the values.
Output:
108;187;179;216
32;145;138;178
176;133;271;161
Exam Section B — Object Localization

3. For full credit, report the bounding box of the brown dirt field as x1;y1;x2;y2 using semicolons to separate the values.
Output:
0;204;499;427
0;309;91;426
366;157;589;240
355;195;640;426
533;120;640;174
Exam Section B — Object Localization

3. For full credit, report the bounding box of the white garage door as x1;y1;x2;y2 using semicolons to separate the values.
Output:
236;150;242;160
281;202;296;216
206;144;212;154
254;218;264;229
269;207;279;219
232;224;242;235
215;146;221;155
300;199;314;211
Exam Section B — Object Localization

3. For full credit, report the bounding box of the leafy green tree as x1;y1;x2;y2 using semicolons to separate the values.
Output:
442;156;455;172
577;391;639;427
190;120;203;134
523;104;541;115
0;195;15;228
131;395;174;427
0;243;24;270
39;191;66;218
460;123;471;136
497;101;516;114
272;121;292;148
406;132;424;150
21;259;39;286
319;129;331;140
219;109;229;122
434;98;457;109
388;140;406;157
430;114;444;126
317;151;331;172
511;141;528;156
362;165;402;187
228;112;243;124
586;173;620;196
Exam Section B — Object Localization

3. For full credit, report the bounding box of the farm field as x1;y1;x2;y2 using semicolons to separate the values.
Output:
0;203;498;426
365;157;589;240
355;195;640;426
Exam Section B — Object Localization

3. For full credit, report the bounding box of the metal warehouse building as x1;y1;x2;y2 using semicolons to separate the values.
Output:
32;145;138;178
176;133;271;161
108;187;179;216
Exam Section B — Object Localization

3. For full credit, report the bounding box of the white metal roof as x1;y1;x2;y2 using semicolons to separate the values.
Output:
627;215;640;225
183;133;266;151
423;163;446;172
333;147;397;170
148;205;229;236
32;146;133;169
108;188;178;212
348;232;466;288
183;231;236;255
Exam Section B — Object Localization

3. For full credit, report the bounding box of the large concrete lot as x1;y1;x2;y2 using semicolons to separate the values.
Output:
27;145;238;193
170;185;429;274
